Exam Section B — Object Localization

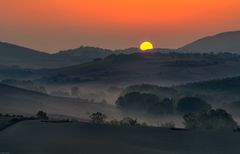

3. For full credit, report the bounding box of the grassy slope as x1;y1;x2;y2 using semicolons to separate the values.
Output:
0;84;119;119
1;120;240;154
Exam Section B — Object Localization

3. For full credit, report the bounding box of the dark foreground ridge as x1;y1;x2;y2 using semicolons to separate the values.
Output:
1;120;240;154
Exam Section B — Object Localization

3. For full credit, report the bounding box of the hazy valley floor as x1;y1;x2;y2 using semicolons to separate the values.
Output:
1;120;240;154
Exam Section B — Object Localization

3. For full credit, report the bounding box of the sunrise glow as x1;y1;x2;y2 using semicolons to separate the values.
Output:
1;0;240;52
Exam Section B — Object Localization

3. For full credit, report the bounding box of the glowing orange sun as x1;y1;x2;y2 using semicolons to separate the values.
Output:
140;41;154;51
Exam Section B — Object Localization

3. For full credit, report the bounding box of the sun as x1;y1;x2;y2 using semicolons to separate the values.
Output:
140;41;154;51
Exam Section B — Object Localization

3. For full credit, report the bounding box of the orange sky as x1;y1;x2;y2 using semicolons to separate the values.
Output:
0;0;240;52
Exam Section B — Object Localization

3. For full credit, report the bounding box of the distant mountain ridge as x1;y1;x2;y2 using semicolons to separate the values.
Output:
0;42;171;69
1;30;240;68
0;43;114;68
178;31;240;53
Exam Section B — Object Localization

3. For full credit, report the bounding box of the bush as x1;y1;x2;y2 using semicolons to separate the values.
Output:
36;111;49;120
109;119;148;127
177;97;211;114
141;122;148;127
89;112;107;124
120;117;138;126
161;122;175;128
183;109;237;130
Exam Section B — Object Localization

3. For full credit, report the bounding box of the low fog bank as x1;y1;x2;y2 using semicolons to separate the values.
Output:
2;77;240;128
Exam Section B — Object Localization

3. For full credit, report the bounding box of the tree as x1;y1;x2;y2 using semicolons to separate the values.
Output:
89;112;106;124
36;111;48;120
183;109;237;130
120;117;138;126
183;113;198;129
177;97;211;114
116;93;176;115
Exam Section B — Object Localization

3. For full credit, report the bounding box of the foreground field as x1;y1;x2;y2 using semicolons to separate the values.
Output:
1;120;240;154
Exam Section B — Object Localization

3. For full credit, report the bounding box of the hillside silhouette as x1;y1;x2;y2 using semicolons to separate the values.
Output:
179;31;240;53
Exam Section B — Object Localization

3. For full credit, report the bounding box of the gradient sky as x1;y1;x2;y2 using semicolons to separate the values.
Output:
1;0;240;52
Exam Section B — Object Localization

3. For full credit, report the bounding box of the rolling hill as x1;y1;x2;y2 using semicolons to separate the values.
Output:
0;42;115;68
0;42;53;68
38;52;240;86
1;120;240;154
178;31;240;53
0;41;175;69
0;83;118;119
1;31;240;69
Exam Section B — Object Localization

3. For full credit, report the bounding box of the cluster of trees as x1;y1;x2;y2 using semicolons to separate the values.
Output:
116;92;174;115
0;112;49;120
116;92;240;130
116;92;212;115
89;112;143;127
111;117;139;126
183;109;237;130
0;113;24;118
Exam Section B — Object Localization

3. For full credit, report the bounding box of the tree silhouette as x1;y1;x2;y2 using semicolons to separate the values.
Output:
90;112;106;124
183;109;237;130
120;117;138;126
36;111;48;120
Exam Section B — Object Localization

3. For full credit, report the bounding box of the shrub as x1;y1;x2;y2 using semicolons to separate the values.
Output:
36;111;49;120
89;112;107;124
141;122;148;127
183;109;237;130
177;97;211;114
120;117;138;126
161;122;175;128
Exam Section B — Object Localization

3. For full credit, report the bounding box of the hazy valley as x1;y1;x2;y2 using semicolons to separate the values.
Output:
1;31;240;154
